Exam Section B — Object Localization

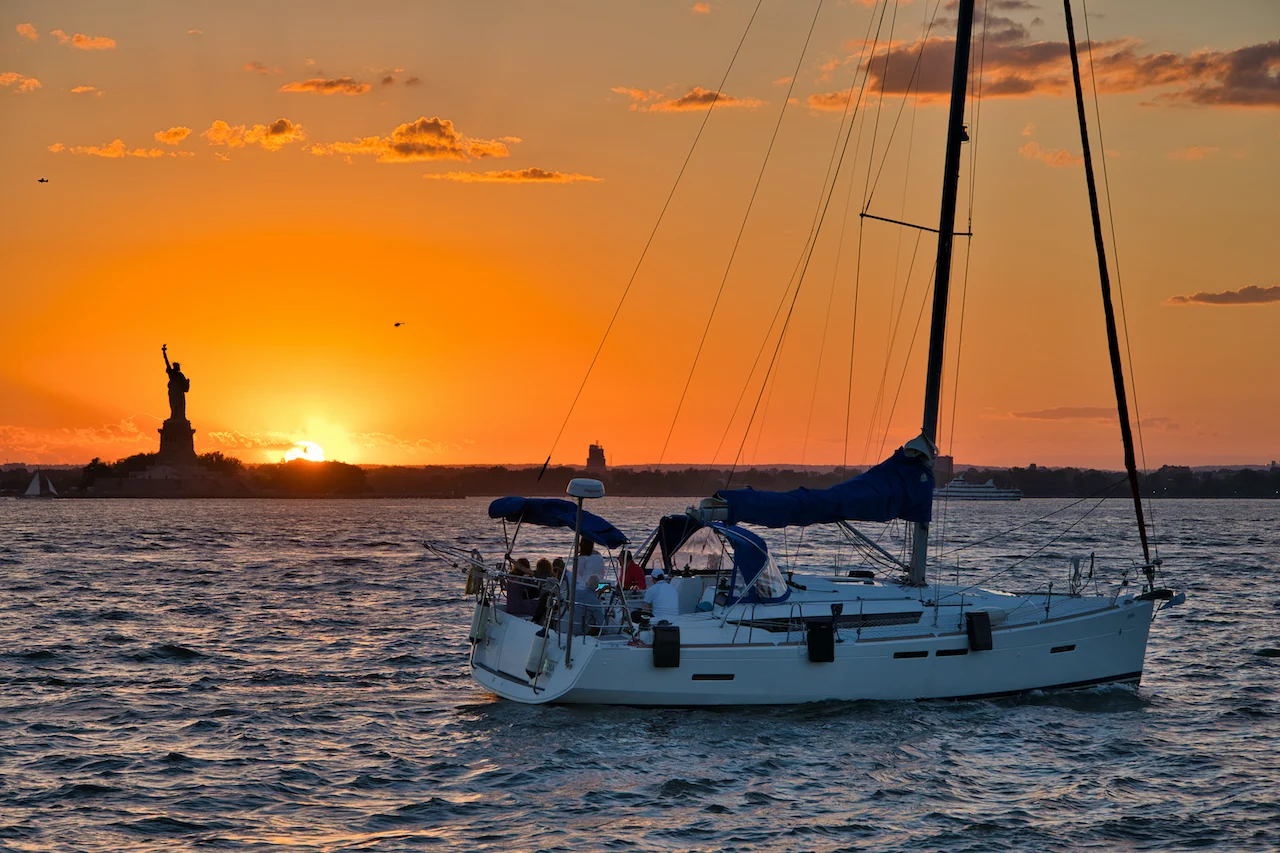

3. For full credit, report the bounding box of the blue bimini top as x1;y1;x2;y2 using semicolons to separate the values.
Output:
487;497;628;550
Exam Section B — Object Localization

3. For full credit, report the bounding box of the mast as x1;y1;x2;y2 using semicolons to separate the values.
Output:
1063;0;1152;567
908;0;975;586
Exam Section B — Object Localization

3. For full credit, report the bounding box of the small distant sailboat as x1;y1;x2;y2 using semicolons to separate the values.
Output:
20;472;60;499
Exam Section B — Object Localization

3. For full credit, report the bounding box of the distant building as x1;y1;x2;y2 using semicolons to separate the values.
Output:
587;443;607;471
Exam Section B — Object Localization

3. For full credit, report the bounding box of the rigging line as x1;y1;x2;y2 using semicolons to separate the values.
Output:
876;263;935;461
860;230;925;465
864;0;946;208
1081;0;1157;557
939;479;1123;599
711;1;885;481
727;0;895;488
658;0;827;470
937;475;1128;557
853;1;933;469
534;0;767;479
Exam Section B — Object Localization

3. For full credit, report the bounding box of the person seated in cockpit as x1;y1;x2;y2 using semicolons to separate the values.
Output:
643;567;680;622
505;558;539;617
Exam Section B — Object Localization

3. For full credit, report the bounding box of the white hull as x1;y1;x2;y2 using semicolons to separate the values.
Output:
469;577;1155;706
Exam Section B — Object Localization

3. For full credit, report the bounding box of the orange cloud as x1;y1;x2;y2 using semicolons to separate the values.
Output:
692;3;712;13
50;29;116;50
806;91;849;111
154;126;192;145
1169;145;1220;160
242;61;281;75
309;116;514;163
0;71;41;92
16;23;37;41
1167;284;1280;306
1018;140;1081;167
423;167;602;183
613;85;762;112
202;118;305;151
54;139;167;158
188;29;203;36
279;77;371;96
70;85;99;95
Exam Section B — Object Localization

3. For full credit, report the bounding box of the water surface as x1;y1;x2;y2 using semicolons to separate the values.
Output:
1;497;1276;851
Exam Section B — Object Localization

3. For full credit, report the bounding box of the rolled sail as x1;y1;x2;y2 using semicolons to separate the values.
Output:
714;447;934;528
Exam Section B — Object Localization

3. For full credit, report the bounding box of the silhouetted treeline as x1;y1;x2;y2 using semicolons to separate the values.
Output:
361;464;862;498
67;454;365;496
5;457;1274;499
956;464;1280;499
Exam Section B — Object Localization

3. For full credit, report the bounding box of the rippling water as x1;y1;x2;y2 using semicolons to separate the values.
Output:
1;497;1276;852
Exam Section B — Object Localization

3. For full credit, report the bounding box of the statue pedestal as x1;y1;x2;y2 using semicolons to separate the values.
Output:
158;418;197;465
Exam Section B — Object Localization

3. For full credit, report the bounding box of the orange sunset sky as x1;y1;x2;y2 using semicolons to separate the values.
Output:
2;1;1277;469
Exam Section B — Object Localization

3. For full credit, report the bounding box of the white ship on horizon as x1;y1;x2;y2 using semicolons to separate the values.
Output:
934;477;1022;502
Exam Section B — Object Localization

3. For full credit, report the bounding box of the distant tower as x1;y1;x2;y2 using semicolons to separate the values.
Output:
586;443;607;471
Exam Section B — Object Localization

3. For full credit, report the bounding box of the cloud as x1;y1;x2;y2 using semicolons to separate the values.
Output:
70;85;100;95
1008;406;1177;430
1168;145;1220;160
1018;139;1080;167
423;167;602;183
692;2;712;13
806;91;850;111
242;61;281;75
202;118;305;151
0;71;41;93
1010;406;1117;421
50;29;116;50
308;116;514;163
154;126;192;145
613;85;762;112
279;76;371;96
16;23;37;41
1021;122;1035;136
830;25;1280;109
188;29;203;36
1166;284;1280;306
54;139;167;158
381;75;395;85
404;76;422;86
0;419;155;463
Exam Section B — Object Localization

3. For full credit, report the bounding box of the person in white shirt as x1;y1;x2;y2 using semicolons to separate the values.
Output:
643;566;680;622
575;539;605;589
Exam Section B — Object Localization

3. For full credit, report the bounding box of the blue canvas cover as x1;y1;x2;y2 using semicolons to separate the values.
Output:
714;447;933;528
713;523;789;605
488;497;628;549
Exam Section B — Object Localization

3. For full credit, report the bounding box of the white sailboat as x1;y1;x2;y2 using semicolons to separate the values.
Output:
20;472;60;499
432;0;1182;705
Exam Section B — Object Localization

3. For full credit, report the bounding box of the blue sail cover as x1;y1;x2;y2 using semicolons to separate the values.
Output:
714;447;934;528
488;497;628;549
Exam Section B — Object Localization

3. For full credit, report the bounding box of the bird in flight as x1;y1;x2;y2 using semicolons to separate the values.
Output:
37;178;48;183
394;322;405;327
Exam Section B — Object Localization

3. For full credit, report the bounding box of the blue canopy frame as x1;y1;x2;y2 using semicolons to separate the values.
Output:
487;496;628;550
713;523;790;605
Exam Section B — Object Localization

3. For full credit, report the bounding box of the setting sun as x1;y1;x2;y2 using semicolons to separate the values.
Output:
283;441;325;463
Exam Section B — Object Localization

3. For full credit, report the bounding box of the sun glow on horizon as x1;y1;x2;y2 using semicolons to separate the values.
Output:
283;441;325;462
